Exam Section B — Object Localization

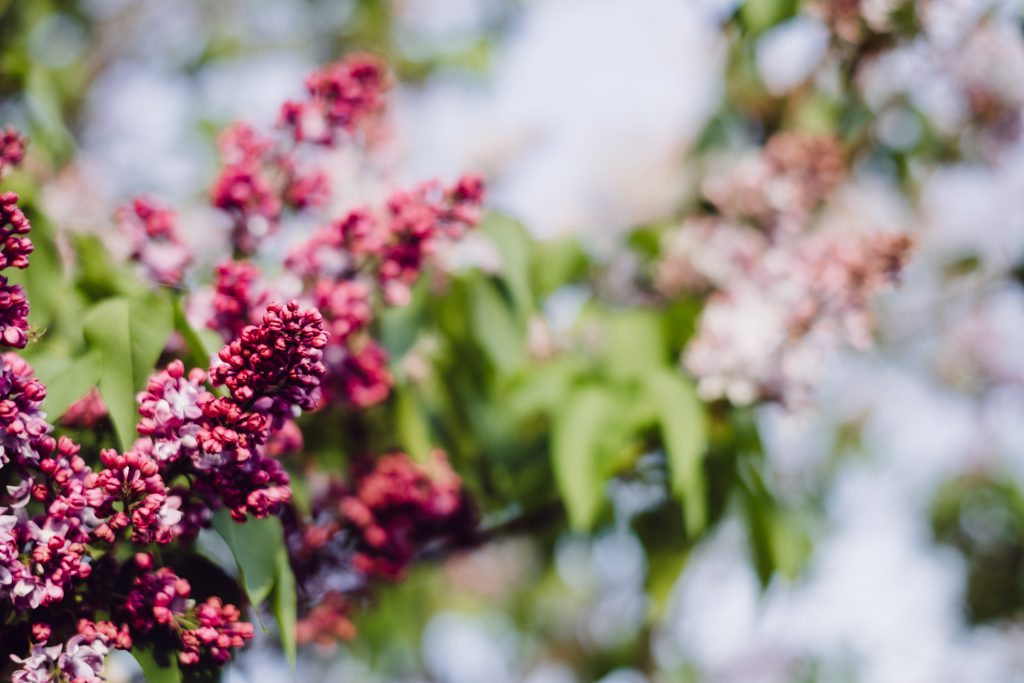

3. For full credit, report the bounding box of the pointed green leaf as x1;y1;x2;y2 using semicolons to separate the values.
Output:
131;647;181;683
212;511;281;609
481;212;534;318
395;385;432;463
30;350;100;420
273;546;298;671
83;294;173;449
468;277;524;374
172;296;215;371
552;387;619;529
647;370;708;536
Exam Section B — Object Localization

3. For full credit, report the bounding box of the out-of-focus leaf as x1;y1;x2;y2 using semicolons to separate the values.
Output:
531;237;588;299
552;387;619;529
505;357;585;422
740;0;798;35
73;234;134;300
738;460;809;585
131;647;181;683
481;212;534;318
83;294;173;449
25;66;74;162
647;550;688;621
602;309;666;381
273;546;297;671
395;385;432;462
469;277;524;374
212;511;281;609
647;370;707;536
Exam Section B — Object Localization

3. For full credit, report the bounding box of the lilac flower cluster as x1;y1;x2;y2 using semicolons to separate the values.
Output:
0;138;330;677
285;175;484;407
206;259;269;341
287;450;475;646
138;301;326;521
658;131;913;405
279;53;388;146
0;127;25;176
194;56;485;410
0;184;34;347
115;196;193;287
11;619;129;683
0;297;324;677
124;562;254;667
209;55;385;256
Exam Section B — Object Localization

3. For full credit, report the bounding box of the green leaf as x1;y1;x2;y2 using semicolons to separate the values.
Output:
552;387;619;529
273;546;298;671
395;385;432;463
172;296;215;371
739;0;798;35
468;277;525;374
31;350;100;420
131;647;181;683
602;309;666;382
647;550;688;621
481;212;534;318
73;234;137;300
212;511;282;609
83;294;173;449
531;237;588;299
647;370;708;536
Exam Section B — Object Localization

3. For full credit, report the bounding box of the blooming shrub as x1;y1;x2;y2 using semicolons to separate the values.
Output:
0;52;484;680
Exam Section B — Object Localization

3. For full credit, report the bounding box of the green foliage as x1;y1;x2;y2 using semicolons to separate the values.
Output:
132;647;182;683
739;0;799;36
932;475;1024;623
213;511;297;668
647;370;707;536
272;547;298;671
82;293;173;449
212;512;282;610
28;349;100;418
552;386;622;529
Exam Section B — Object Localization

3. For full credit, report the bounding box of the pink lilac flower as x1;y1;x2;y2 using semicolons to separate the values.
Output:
0;127;26;176
378;175;485;305
266;419;304;457
59;388;108;429
209;300;328;421
311;279;374;344
702;134;845;236
136;360;207;464
287;451;474;645
684;232;913;404
124;566;253;667
283;176;483;407
332;341;393;409
0;352;50;467
207;259;269;341
0;192;34;347
654;217;769;296
137;301;327;520
340;450;470;579
278;54;388;146
116;197;193;286
10;643;61;683
86;448;181;544
210;123;283;255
